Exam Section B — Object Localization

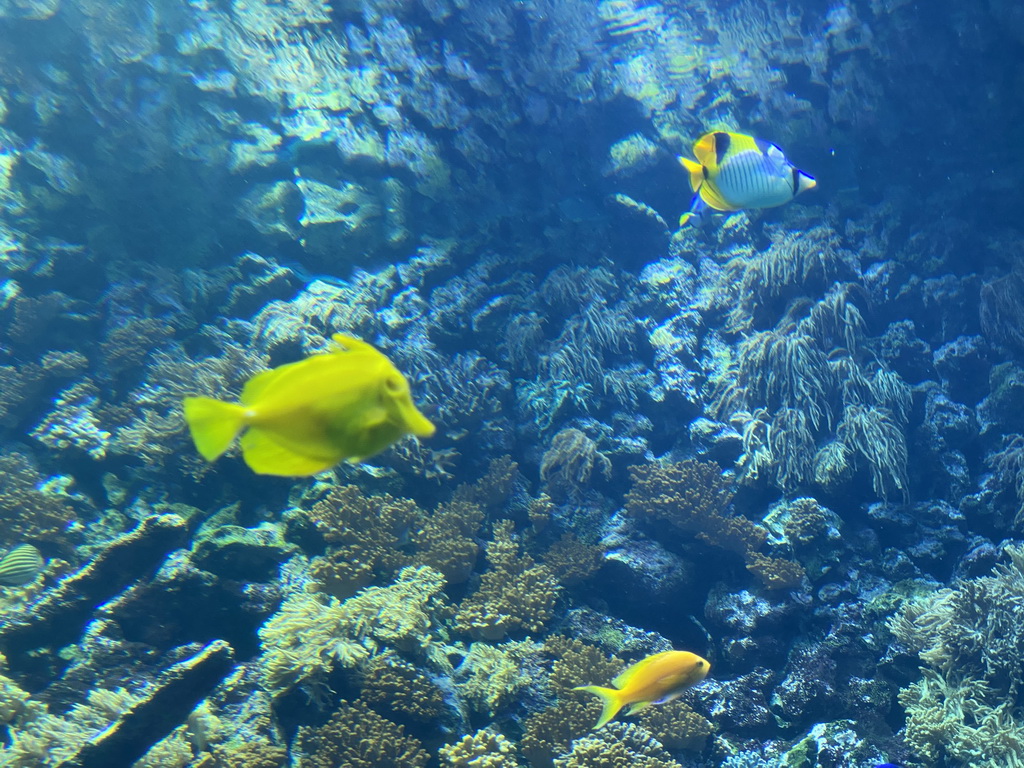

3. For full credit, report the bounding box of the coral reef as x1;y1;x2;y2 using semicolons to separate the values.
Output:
293;699;429;768
455;521;562;640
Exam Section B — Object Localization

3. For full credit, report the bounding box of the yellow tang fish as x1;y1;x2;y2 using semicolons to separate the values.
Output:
183;334;435;476
678;131;816;225
574;650;710;729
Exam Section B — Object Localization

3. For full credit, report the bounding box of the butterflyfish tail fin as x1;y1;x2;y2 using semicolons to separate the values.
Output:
678;156;705;193
573;685;624;729
183;397;248;462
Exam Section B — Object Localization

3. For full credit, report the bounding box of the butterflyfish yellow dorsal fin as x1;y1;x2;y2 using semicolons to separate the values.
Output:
678;156;705;193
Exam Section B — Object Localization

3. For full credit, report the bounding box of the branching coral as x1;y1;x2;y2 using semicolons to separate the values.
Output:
521;698;602;768
454;640;542;716
544;636;625;694
411;499;483;584
454;520;562;640
439;728;522;767
259;566;448;697
636;699;714;752
541;533;604;587
554;722;682;768
306;485;422;595
890;546;1024;766
626;461;804;588
0;448;78;548
293;699;429;768
540;428;612;501
360;655;445;722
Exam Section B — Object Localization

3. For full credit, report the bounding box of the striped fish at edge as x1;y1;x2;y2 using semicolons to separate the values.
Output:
0;544;45;586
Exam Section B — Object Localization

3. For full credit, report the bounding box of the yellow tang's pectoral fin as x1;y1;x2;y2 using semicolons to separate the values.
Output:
239;427;340;476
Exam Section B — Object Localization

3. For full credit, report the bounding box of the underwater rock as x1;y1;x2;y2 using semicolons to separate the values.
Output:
932;334;990;405
0;514;187;668
977;363;1024;437
191;523;297;583
61;639;234;768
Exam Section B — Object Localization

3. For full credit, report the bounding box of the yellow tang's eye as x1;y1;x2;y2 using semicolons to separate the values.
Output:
383;376;406;395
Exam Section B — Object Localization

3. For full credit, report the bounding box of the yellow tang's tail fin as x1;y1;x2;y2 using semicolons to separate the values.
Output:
573;685;625;729
183;397;248;462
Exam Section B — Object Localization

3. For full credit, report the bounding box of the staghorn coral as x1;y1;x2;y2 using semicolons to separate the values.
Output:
293;699;429;768
454;520;561;641
553;722;682;768
439;728;521;767
360;655;445;722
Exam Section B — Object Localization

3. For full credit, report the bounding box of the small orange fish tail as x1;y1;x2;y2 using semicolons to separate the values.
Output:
573;685;624;729
183;397;248;462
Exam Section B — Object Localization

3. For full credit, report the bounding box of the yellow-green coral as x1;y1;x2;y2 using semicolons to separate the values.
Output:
454;521;561;640
294;699;429;768
360;655;445;722
454;640;541;716
439;728;521;767
411;499;483;584
544;636;625;694
636;699;714;752
553;722;681;768
259;565;448;696
520;698;602;768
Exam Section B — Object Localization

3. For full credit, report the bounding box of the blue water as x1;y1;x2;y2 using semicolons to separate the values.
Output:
0;0;1016;766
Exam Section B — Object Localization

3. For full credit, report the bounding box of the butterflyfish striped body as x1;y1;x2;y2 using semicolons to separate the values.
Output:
574;650;710;729
183;334;435;477
0;544;45;586
679;131;816;225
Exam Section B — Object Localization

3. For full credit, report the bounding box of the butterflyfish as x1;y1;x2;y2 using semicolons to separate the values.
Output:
678;131;816;225
574;649;710;729
183;334;435;476
0;544;45;586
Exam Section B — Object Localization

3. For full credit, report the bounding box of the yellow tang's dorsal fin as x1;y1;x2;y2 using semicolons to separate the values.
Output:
240;366;287;405
330;333;379;356
612;651;673;689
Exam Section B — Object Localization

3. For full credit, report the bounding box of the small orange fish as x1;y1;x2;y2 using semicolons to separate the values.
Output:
574;650;710;729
